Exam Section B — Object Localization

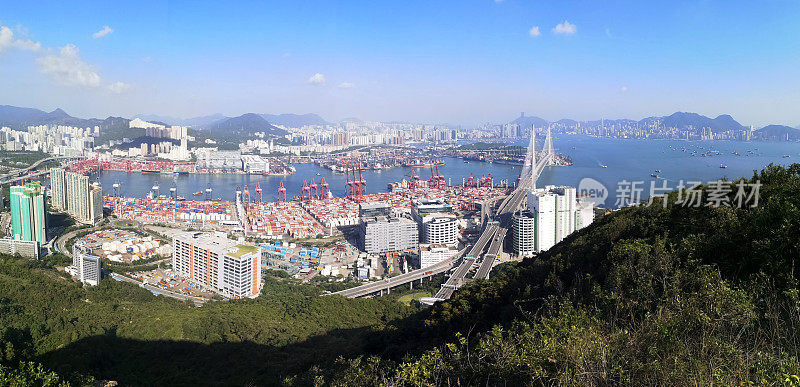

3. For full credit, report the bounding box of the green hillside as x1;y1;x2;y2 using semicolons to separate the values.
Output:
316;163;800;385
0;261;412;385
2;164;800;386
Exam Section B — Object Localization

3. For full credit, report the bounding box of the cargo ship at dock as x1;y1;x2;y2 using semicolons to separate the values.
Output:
491;158;524;166
403;160;445;168
141;169;170;174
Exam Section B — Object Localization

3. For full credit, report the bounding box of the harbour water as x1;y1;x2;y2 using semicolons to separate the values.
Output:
94;135;800;208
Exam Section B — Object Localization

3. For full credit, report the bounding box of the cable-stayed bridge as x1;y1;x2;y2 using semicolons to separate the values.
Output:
331;126;555;300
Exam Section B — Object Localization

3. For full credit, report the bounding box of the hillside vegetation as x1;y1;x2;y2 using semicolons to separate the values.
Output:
2;164;800;386
312;163;800;385
0;260;413;385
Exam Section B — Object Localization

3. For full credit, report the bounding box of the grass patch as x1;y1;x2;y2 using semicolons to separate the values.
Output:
230;245;258;258
397;291;431;306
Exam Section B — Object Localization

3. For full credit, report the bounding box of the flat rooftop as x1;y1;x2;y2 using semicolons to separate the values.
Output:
229;244;257;258
174;232;258;259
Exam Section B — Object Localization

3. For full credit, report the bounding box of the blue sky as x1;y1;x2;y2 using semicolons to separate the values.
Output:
1;0;799;126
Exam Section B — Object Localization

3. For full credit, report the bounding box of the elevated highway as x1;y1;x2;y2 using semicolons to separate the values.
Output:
332;127;555;301
0;156;82;184
331;249;464;298
428;127;553;301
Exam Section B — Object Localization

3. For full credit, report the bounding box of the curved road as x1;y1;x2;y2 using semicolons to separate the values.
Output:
331;248;465;298
0;156;81;183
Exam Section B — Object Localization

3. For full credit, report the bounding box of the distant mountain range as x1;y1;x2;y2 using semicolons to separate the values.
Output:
0;105;128;130
207;113;288;137
510;111;752;133
1;104;798;142
0;104;319;142
134;112;328;129
753;125;800;141
509;114;548;129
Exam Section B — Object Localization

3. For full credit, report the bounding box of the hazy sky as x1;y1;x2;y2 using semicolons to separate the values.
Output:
1;0;799;127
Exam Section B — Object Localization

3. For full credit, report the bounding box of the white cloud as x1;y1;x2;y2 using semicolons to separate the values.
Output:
92;25;114;39
620;86;628;93
529;26;540;37
308;73;326;85
0;26;41;54
338;82;355;89
553;20;577;35
108;81;130;94
37;44;101;88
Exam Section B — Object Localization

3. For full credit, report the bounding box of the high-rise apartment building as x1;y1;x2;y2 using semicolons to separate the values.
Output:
65;171;103;224
332;131;350;146
49;167;67;211
512;210;536;257
73;250;101;286
411;199;458;246
519;185;595;254
172;232;262;299
9;182;47;243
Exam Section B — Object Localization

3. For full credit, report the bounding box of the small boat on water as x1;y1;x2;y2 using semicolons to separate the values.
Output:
650;173;660;178
783;155;791;158
193;191;203;196
720;164;728;169
600;164;608;168
655;169;662;173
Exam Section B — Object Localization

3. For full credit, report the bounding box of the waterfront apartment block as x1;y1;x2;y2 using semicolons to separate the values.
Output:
49;167;67;211
64;171;103;224
172;232;262;299
9;182;47;243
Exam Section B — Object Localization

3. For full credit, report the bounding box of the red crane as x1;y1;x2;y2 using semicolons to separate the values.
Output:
278;180;287;202
430;166;445;189
254;181;263;203
429;166;439;189
409;169;421;189
356;164;366;196
242;185;251;203
309;178;318;199
319;177;329;199
481;173;493;188
465;173;476;188
345;164;355;198
301;179;313;201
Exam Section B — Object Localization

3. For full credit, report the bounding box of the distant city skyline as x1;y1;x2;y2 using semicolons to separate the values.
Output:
1;1;799;127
